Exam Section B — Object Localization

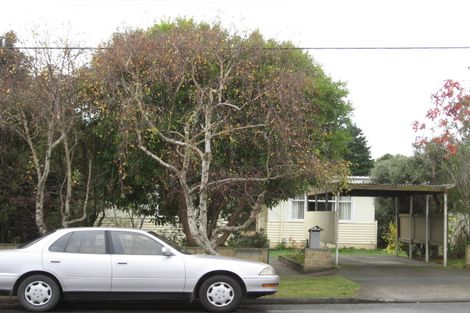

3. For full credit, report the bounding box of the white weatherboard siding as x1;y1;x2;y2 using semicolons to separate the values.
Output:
265;220;306;246
262;195;378;248
338;221;377;249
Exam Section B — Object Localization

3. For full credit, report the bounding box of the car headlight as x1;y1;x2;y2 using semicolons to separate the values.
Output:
259;266;276;276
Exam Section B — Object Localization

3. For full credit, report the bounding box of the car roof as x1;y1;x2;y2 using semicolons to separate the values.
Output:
54;227;151;233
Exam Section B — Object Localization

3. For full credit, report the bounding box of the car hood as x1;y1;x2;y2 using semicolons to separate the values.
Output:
182;253;272;277
187;254;266;265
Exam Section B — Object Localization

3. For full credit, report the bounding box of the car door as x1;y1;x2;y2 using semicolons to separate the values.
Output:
110;230;186;292
43;230;112;292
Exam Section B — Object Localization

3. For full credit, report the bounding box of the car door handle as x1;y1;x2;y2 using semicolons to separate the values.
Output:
117;262;127;265
50;260;61;263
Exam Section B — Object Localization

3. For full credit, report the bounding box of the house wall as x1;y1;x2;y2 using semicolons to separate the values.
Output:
352;197;375;223
338;221;377;249
262;196;378;249
304;211;335;244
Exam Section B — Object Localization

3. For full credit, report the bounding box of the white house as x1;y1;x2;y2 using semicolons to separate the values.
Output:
257;176;378;249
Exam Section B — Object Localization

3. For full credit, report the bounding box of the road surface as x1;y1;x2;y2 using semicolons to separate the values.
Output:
2;301;470;313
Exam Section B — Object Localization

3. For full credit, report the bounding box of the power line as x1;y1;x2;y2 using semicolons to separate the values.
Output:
3;46;470;51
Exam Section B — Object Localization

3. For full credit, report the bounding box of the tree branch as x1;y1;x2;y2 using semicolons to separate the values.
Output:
211;123;265;139
212;190;266;237
136;128;180;175
67;158;92;225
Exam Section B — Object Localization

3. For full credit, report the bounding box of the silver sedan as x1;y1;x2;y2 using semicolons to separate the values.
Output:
0;227;279;312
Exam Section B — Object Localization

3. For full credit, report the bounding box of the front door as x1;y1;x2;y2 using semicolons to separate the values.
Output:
109;231;186;292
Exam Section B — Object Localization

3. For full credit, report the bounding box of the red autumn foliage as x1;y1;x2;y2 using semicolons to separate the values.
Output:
414;79;470;155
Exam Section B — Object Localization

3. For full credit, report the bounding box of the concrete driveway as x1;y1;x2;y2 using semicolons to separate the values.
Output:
337;255;470;302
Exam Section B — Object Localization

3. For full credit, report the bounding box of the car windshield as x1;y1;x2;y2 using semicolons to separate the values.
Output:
147;231;190;255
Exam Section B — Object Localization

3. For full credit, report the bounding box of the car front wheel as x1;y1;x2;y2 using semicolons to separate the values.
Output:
17;275;60;312
198;275;242;312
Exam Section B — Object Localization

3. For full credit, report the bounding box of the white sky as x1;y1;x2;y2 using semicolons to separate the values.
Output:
2;0;470;159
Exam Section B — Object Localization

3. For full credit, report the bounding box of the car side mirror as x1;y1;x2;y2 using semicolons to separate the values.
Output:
162;246;173;256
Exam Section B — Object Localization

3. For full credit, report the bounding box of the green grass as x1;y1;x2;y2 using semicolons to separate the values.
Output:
433;258;465;269
267;275;359;299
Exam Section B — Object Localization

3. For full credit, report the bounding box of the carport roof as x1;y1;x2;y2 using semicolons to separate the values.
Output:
307;183;455;197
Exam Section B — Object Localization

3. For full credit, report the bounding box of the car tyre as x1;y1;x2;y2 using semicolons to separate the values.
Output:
199;275;242;313
17;274;61;312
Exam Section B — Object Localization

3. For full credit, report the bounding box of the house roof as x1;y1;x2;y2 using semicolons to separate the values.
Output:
307;183;455;198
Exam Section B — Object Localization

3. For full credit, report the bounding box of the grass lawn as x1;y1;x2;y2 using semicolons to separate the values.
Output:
266;275;359;299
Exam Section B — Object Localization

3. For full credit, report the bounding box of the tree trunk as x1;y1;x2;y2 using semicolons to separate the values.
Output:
34;179;48;235
178;203;197;246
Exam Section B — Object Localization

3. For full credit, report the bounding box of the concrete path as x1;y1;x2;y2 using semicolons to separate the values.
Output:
271;254;470;302
337;255;470;302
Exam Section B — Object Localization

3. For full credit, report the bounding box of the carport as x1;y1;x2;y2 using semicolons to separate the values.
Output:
307;182;455;267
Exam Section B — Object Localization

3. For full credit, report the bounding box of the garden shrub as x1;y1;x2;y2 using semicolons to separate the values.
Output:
227;229;269;248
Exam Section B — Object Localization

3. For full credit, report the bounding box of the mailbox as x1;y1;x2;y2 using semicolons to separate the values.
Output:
308;225;323;249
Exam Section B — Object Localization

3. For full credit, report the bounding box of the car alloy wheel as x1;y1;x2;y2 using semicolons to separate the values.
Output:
199;275;242;313
18;274;60;312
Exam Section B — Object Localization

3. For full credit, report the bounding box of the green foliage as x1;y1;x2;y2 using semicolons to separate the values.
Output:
372;154;430;185
384;221;400;254
371;154;432;248
449;232;469;259
272;242;288;250
344;124;374;176
227;230;269;248
0;22;354;244
285;249;305;264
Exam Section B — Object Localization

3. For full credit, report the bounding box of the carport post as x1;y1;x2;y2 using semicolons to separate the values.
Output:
395;197;399;257
335;193;339;266
425;195;429;263
409;196;413;259
444;192;448;267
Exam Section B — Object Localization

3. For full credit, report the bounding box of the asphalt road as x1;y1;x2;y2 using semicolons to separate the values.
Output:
2;302;470;313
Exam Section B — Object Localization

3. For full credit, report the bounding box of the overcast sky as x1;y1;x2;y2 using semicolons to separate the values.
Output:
2;0;470;159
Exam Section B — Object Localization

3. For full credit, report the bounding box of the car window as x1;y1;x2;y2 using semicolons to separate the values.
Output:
49;232;72;252
111;231;163;255
64;231;106;254
148;231;189;254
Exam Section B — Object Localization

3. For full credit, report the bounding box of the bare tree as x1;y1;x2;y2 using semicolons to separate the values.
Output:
1;34;92;234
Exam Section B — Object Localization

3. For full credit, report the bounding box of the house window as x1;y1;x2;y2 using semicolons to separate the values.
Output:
290;195;305;219
307;194;334;211
338;196;352;221
307;195;352;221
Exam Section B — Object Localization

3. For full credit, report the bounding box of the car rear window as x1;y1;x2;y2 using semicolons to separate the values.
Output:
49;232;72;252
49;231;106;254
